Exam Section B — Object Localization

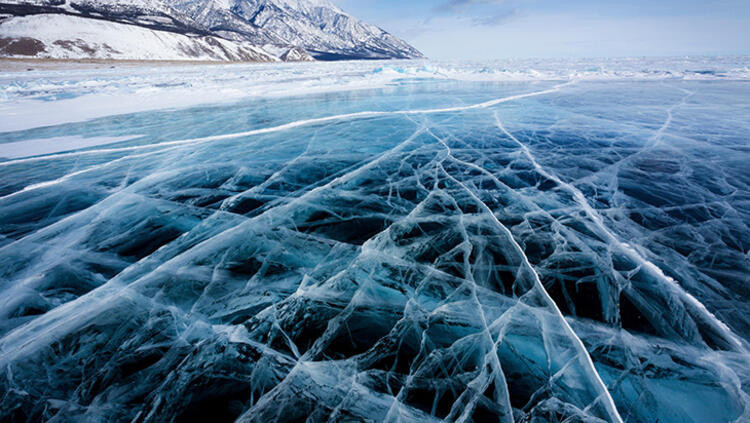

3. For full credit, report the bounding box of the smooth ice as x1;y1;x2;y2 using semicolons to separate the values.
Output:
0;58;749;422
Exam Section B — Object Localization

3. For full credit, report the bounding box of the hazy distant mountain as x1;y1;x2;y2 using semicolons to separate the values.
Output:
0;0;424;61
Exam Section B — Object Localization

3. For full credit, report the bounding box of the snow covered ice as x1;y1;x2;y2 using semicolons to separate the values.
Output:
0;57;749;422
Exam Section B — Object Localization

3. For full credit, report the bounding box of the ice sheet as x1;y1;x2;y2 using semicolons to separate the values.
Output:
0;58;749;422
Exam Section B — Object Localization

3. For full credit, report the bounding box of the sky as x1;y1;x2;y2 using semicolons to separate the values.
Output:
335;0;750;59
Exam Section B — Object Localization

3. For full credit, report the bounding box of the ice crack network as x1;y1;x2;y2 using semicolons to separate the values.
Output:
0;63;749;423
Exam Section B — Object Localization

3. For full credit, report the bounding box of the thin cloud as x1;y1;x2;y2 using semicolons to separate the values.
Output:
472;8;523;26
430;0;523;27
433;0;508;14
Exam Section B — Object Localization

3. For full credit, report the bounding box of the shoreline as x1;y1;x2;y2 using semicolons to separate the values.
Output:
0;56;416;72
0;57;274;72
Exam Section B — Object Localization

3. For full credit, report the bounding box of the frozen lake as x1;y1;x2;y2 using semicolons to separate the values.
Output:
0;58;749;422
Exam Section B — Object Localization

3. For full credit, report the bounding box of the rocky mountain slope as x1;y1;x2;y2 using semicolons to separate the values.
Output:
0;0;423;61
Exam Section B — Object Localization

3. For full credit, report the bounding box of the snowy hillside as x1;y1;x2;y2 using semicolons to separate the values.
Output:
0;0;423;61
0;14;278;61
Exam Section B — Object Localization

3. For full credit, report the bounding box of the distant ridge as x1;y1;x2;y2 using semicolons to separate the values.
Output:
0;0;424;62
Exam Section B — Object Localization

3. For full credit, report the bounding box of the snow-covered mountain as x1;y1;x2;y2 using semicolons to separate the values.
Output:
0;14;281;61
0;0;423;61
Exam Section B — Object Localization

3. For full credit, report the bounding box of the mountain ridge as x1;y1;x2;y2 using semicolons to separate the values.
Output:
0;0;424;61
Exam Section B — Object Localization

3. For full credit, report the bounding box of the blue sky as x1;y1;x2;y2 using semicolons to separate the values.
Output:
336;0;750;59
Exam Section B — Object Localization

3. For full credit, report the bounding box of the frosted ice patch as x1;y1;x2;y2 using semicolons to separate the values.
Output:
0;135;140;159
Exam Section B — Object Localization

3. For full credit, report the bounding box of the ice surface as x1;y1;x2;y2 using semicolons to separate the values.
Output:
0;134;141;159
0;58;749;422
